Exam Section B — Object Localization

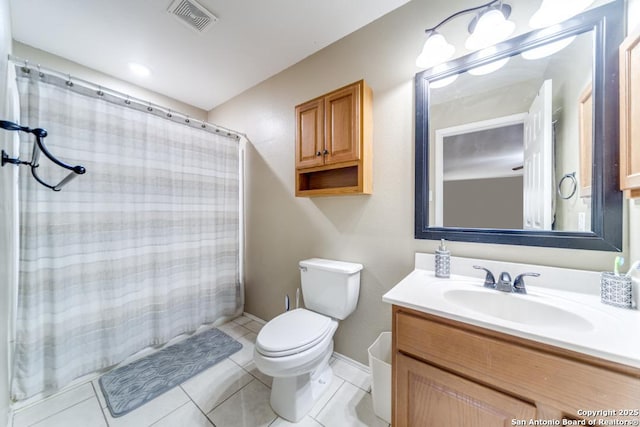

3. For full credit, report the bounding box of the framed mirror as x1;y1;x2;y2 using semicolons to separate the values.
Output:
414;1;623;251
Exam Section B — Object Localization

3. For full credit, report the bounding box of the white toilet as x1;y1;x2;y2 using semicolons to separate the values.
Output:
253;258;363;422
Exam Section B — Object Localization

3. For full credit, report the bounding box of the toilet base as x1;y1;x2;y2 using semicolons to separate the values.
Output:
270;350;333;422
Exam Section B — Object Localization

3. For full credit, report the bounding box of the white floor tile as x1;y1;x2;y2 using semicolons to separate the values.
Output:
217;322;252;339
103;386;190;427
243;320;264;334
13;383;95;427
207;379;276;427
30;398;106;427
150;401;213;427
228;333;257;367
269;415;323;426
181;358;253;413
331;358;371;391
232;316;252;326
91;379;107;409
308;373;345;418
243;361;273;388
315;382;387;427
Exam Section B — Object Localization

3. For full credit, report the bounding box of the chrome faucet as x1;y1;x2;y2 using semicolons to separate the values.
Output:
473;265;540;294
513;272;540;294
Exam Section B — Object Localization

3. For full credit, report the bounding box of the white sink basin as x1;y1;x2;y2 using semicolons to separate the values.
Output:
382;255;640;369
442;288;595;332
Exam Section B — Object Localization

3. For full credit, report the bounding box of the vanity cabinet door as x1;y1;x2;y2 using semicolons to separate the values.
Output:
395;352;536;427
620;29;640;198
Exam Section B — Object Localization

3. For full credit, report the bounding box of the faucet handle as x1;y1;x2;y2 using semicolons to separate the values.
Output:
473;265;496;289
513;272;540;294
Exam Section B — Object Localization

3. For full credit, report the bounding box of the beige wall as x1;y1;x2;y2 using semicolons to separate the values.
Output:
210;0;638;364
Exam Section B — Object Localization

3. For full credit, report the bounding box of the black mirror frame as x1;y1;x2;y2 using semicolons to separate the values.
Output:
414;0;623;251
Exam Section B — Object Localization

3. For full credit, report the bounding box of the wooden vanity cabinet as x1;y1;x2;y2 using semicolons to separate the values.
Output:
392;305;640;426
295;80;372;196
620;29;640;198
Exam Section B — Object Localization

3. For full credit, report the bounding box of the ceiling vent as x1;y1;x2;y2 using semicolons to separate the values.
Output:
167;0;218;33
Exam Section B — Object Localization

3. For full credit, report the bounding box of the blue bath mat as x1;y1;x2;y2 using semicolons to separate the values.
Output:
99;328;242;417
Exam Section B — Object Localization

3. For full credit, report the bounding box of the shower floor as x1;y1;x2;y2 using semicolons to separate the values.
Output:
11;314;388;427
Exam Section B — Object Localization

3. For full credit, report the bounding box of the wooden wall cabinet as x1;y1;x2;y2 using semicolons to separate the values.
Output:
620;29;640;198
392;306;640;426
295;80;372;196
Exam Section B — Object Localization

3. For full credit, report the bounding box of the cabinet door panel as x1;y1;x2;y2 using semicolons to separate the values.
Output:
395;353;536;427
325;84;360;164
620;29;640;196
296;99;324;168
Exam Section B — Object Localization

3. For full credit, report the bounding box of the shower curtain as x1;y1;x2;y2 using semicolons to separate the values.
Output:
10;66;243;400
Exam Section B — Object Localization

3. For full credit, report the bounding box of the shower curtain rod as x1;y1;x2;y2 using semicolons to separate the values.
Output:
8;54;246;141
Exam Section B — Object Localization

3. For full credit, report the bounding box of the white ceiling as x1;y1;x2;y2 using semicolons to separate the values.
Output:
9;0;411;111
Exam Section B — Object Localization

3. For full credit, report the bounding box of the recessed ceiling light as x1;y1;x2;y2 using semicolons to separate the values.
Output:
128;62;151;77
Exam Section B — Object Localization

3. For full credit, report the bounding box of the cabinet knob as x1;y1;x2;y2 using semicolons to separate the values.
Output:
323;149;329;155
316;151;322;156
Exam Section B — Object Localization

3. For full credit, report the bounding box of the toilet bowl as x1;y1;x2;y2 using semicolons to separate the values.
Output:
252;258;363;422
254;309;338;421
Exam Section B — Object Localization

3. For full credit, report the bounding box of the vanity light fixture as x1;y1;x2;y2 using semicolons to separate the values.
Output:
465;4;515;50
416;0;515;70
529;0;594;29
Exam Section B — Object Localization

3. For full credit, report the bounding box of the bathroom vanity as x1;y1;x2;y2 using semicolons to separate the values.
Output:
384;254;640;426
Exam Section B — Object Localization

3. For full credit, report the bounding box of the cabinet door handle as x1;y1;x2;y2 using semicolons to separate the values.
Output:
316;151;322;156
323;149;329;155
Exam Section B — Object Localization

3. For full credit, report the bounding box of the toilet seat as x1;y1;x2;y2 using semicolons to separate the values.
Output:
256;309;333;357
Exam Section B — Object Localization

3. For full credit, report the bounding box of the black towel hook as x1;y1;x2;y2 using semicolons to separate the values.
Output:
0;120;86;191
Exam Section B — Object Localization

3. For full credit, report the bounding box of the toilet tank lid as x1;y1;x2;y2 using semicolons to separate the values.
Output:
299;258;363;274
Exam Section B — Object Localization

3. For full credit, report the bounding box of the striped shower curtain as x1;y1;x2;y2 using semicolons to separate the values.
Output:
11;67;242;400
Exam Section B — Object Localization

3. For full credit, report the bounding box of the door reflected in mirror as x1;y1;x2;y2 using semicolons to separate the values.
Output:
429;30;593;232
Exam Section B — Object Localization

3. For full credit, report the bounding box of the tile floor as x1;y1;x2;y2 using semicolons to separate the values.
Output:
12;315;390;427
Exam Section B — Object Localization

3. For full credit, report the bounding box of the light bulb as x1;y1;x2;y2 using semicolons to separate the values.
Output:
416;32;455;69
128;62;151;77
529;0;594;29
466;8;515;51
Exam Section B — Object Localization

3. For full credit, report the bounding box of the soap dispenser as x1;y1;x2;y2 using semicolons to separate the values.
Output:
435;239;450;278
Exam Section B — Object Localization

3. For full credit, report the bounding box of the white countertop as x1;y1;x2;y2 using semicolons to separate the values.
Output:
383;254;640;369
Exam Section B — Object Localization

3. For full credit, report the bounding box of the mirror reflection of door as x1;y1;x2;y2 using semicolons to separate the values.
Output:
435;114;526;229
523;79;554;230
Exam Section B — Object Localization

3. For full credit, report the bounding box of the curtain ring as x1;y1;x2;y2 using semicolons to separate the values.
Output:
97;86;104;96
65;74;73;87
201;121;206;129
37;64;44;79
147;103;153;112
21;60;30;75
166;110;173;118
557;172;577;200
124;96;131;105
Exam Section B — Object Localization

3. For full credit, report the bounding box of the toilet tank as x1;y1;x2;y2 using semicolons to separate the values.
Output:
299;258;363;320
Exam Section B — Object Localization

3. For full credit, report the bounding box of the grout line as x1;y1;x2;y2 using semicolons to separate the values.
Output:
28;396;95;427
310;380;346;423
90;382;110;426
177;385;215;427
